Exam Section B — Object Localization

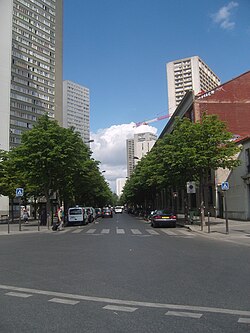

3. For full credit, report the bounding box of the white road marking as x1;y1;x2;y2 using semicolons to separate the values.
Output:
72;229;82;233
160;229;177;236
53;229;70;234
103;305;137;312
6;292;32;298
165;311;202;318
116;229;125;234
86;229;96;234
131;229;142;235
1;284;250;317
177;229;192;235
146;229;160;235
49;298;79;305
238;317;250;324
101;229;110;234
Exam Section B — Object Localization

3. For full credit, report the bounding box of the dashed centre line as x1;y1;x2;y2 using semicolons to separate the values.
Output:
49;298;79;305
0;284;250;318
238;317;250;324
103;305;137;312
6;292;32;298
165;311;202;319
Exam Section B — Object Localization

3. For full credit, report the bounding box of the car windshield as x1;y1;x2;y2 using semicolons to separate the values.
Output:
69;208;82;215
156;210;172;215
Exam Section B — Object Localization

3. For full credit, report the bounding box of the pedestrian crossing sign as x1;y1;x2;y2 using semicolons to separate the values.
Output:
16;188;24;197
221;182;229;191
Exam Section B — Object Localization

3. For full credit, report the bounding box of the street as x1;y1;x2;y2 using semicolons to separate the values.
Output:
0;213;249;333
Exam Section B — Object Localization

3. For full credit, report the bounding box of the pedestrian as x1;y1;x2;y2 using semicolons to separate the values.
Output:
57;207;64;230
23;209;29;224
40;209;46;226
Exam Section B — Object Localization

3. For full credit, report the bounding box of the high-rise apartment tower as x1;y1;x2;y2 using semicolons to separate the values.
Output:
63;80;90;144
0;0;63;150
166;56;220;116
0;0;63;214
127;132;157;178
116;178;127;197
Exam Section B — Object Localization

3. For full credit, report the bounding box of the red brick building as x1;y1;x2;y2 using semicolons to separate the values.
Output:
194;71;250;137
160;70;250;138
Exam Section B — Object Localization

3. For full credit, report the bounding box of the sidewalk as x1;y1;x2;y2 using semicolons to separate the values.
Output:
0;220;51;236
178;215;250;246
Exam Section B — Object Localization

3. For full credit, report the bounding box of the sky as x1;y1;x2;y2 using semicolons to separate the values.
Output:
63;0;250;191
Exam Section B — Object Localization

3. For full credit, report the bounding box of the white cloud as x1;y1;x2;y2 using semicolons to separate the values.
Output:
211;2;239;30
90;122;157;191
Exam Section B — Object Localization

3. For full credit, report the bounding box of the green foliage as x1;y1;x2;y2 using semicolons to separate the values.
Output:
122;114;241;206
0;114;112;209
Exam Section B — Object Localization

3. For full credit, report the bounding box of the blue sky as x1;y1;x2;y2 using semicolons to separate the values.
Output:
63;0;250;190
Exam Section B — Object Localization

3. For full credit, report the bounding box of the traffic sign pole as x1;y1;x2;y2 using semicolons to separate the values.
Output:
19;197;22;231
224;192;229;234
221;182;229;234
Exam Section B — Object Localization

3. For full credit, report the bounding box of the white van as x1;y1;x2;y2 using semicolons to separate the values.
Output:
67;207;87;225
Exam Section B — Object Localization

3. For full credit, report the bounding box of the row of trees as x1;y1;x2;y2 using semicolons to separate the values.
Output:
0;115;114;222
121;115;240;226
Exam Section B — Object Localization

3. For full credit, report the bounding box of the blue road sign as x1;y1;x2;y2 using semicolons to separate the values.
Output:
221;182;229;191
16;188;24;197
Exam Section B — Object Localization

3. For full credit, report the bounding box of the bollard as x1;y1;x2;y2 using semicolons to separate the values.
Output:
207;211;210;233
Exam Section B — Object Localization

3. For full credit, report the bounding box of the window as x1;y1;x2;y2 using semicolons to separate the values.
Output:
246;148;250;173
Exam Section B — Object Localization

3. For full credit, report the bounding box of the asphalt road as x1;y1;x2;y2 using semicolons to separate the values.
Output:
0;213;249;333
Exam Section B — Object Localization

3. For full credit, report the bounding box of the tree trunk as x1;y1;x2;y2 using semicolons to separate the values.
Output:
45;192;51;229
184;191;189;223
199;176;205;230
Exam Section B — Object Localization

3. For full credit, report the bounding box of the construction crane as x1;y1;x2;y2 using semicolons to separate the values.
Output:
134;114;170;127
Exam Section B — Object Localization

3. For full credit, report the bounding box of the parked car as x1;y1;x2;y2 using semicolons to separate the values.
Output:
102;208;113;218
95;208;102;219
150;210;177;228
114;206;123;214
67;207;88;226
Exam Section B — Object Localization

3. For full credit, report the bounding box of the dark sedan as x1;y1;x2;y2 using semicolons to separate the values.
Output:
102;208;113;218
151;210;176;228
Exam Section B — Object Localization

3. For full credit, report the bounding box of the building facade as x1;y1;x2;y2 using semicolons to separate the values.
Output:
126;138;135;178
159;70;250;220
63;80;90;144
116;178;127;197
166;56;220;116
216;137;250;220
127;132;157;178
0;0;63;214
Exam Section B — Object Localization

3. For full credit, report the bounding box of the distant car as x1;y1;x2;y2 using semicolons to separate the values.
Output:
102;208;113;218
114;206;123;214
150;210;176;228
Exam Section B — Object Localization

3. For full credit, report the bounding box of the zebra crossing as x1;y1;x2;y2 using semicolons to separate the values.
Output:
54;227;194;238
